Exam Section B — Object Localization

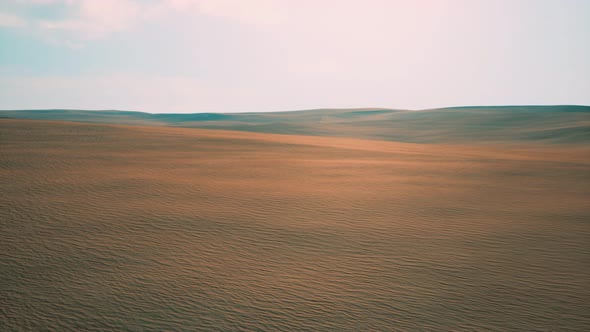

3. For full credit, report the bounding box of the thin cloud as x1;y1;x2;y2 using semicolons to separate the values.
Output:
1;0;285;45
35;0;141;40
0;12;27;27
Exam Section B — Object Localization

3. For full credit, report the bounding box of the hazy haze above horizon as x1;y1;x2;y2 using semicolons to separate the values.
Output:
1;0;589;113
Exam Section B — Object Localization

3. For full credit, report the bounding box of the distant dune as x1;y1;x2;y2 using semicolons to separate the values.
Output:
2;105;589;144
1;118;589;330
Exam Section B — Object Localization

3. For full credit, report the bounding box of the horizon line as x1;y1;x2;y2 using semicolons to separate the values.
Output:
1;104;589;115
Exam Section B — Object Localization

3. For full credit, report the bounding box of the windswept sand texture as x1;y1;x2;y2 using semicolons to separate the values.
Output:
1;118;589;330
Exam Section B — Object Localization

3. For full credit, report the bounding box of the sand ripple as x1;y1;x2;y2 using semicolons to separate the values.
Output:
1;120;589;331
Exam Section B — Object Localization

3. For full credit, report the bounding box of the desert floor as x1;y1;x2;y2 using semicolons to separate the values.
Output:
1;119;589;330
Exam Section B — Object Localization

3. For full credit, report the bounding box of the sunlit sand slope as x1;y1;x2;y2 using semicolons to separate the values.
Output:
1;119;589;330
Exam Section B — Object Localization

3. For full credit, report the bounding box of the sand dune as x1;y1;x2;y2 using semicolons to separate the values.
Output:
2;105;589;144
1;119;589;330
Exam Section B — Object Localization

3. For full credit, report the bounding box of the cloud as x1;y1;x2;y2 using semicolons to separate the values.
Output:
36;0;141;39
0;12;27;27
1;0;286;45
0;0;144;46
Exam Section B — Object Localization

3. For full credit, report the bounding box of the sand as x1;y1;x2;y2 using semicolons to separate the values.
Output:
1;119;589;330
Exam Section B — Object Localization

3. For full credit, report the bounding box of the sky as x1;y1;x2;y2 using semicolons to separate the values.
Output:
0;0;589;113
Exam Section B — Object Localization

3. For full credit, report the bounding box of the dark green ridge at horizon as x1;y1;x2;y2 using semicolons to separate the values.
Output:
1;105;589;144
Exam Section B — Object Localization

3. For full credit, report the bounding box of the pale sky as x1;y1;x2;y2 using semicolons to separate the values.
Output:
1;0;589;113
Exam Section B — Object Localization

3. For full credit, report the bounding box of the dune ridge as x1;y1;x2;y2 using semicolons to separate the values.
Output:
2;105;589;144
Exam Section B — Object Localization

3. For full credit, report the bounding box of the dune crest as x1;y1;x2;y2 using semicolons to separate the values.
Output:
2;105;589;144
